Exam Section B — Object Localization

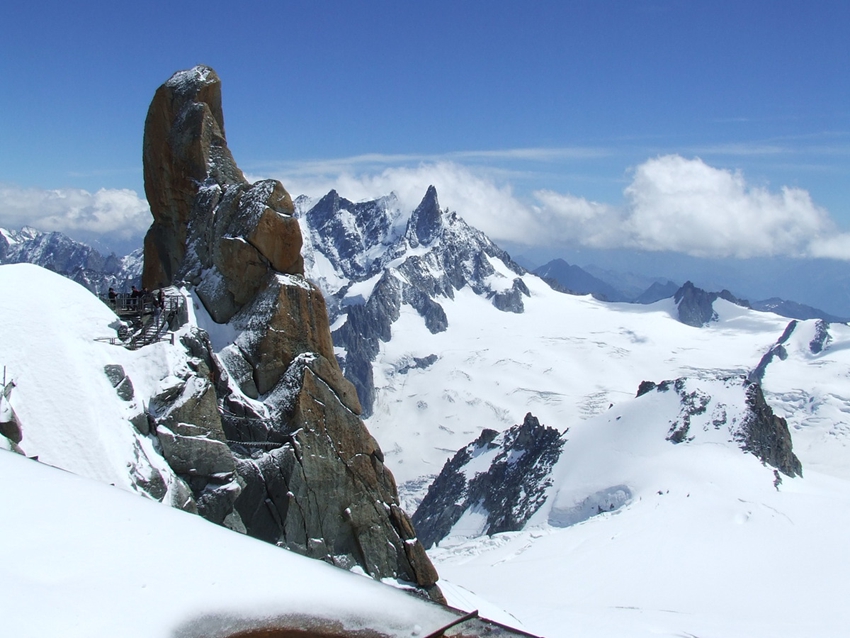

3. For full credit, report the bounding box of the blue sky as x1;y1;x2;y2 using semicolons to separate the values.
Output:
1;1;849;305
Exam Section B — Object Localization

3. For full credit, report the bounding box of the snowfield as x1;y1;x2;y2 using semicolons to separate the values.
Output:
0;263;485;638
364;273;842;485
428;373;850;637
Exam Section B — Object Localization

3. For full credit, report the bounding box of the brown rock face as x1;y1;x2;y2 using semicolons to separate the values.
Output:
142;66;246;289
141;66;439;599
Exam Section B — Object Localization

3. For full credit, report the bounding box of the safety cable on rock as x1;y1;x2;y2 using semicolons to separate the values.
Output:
225;440;284;449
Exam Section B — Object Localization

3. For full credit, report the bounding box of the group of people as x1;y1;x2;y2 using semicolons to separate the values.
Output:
106;285;166;314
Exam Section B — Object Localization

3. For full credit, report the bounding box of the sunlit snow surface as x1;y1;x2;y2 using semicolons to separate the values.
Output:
0;264;183;493
355;270;850;637
0;451;460;638
0;263;468;637
366;274;850;484
430;375;850;638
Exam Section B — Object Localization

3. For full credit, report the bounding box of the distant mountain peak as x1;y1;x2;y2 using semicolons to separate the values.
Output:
533;258;628;301
297;184;528;415
673;282;752;327
0;225;141;294
407;184;442;248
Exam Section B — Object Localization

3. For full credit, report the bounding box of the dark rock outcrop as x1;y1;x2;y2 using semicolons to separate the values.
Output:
674;282;752;327
749;320;797;383
674;281;719;327
491;278;531;313
740;382;803;478
104;364;135;401
412;413;565;549
636;380;657;397
640;376;802;478
140;66;441;599
809;319;831;354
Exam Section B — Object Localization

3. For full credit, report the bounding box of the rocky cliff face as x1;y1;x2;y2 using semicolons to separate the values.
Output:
673;281;750;327
638;376;802;478
141;66;440;599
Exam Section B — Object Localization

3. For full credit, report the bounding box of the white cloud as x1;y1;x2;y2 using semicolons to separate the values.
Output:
524;155;847;260
621;155;836;258
0;184;151;246
267;161;546;245
272;153;849;260
808;234;850;260
530;191;625;248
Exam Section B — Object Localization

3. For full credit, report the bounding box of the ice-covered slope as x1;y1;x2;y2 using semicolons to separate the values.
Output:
0;449;466;638
760;318;850;478
415;375;800;547
426;377;850;638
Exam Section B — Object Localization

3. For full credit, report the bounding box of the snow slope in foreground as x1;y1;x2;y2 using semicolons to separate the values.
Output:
0;449;462;638
429;377;850;638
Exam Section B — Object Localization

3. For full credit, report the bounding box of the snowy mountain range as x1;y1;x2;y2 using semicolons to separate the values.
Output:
0;225;142;294
534;256;849;322
288;185;850;636
296;186;528;417
292;186;848;482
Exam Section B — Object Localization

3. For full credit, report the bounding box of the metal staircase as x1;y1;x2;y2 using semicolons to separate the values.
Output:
99;288;183;350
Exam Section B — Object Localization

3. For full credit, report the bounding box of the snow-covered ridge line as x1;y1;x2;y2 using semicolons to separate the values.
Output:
415;374;801;549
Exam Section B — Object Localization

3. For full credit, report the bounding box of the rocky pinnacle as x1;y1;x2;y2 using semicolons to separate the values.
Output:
141;66;442;600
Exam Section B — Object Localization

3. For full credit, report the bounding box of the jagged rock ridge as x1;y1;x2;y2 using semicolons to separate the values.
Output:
673;281;750;327
140;66;440;598
297;185;529;415
638;376;801;478
416;375;802;549
412;413;565;549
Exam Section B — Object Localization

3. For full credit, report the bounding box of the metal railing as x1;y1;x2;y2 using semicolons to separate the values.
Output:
97;290;184;350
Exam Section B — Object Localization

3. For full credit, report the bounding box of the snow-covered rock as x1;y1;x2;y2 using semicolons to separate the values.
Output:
416;376;800;549
427;375;850;638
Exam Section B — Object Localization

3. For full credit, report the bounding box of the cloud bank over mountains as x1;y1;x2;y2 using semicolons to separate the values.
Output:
1;155;847;261
536;155;844;259
0;183;150;252
278;154;849;261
